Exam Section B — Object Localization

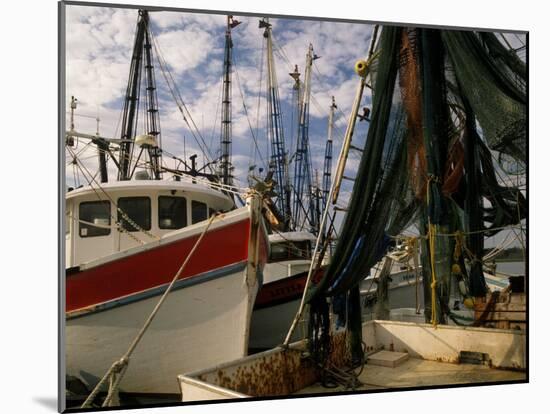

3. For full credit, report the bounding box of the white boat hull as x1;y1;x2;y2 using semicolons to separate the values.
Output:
66;262;257;395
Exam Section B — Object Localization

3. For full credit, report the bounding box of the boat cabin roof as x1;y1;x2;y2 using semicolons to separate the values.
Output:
66;179;234;210
268;231;317;244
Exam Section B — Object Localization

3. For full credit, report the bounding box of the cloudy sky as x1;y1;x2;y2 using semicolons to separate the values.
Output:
64;4;526;250
65;4;374;211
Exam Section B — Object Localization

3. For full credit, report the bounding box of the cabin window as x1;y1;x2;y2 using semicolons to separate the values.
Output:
65;209;70;235
269;240;312;262
79;201;111;238
158;196;187;230
118;197;151;232
191;200;208;224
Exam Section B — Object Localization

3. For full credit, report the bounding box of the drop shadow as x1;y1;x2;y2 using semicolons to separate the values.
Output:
32;396;58;412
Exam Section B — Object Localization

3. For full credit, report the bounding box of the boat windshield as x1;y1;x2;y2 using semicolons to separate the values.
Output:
269;240;311;262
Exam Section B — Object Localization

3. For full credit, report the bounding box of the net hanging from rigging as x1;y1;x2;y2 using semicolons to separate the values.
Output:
304;25;526;360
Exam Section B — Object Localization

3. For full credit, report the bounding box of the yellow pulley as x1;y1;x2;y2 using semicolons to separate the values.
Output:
354;60;368;77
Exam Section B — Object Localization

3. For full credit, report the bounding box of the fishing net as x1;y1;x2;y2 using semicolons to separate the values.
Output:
442;31;526;163
305;27;417;358
306;26;409;301
306;25;527;352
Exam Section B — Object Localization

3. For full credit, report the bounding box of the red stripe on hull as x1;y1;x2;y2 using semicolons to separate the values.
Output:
66;219;251;312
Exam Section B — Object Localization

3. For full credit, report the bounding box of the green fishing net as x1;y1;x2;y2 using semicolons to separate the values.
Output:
306;25;527;354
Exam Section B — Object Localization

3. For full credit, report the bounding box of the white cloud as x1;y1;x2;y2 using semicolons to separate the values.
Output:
64;4;375;189
154;28;217;75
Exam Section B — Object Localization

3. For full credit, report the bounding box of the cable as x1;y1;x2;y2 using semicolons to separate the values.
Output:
233;51;268;171
149;30;220;178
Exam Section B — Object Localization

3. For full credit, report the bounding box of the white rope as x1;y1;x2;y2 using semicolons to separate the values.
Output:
81;212;219;408
483;231;519;262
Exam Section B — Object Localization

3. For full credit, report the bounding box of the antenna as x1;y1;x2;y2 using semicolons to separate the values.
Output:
70;96;77;131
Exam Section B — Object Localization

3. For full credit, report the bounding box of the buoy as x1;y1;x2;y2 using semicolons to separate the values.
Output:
463;297;474;309
451;263;461;274
458;280;468;296
355;60;368;77
135;134;157;148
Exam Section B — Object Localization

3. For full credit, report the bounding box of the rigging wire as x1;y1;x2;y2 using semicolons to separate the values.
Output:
149;29;220;177
512;33;526;48
270;35;365;204
65;141;94;166
233;51;268;172
67;146;160;241
252;35;266;173
209;73;224;162
271;38;350;143
151;147;249;195
483;230;520;262
312;61;355;135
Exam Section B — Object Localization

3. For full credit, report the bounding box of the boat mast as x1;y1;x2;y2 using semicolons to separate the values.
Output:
289;64;301;230
321;96;336;239
143;14;162;180
261;18;291;230
220;16;240;188
293;44;319;234
118;10;162;181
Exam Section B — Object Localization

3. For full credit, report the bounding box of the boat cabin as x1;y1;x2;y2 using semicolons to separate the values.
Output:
268;231;316;262
263;231;317;282
65;179;234;268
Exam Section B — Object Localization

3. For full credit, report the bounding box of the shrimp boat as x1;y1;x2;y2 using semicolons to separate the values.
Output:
360;242;525;324
360;262;514;324
64;11;269;397
65;180;268;395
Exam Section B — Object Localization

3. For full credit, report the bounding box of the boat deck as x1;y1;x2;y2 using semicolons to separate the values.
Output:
294;357;526;395
179;321;526;402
